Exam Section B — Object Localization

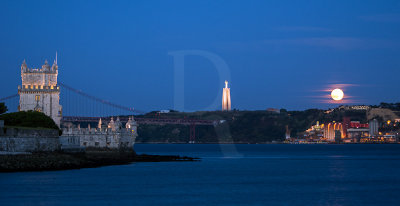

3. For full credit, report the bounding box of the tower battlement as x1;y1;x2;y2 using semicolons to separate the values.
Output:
21;62;58;74
21;60;58;87
18;85;60;92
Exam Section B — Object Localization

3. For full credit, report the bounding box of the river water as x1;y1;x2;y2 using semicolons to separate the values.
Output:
1;144;400;206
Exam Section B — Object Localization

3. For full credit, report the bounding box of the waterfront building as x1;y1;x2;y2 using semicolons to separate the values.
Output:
60;117;138;149
335;130;342;143
342;117;351;138
302;121;324;142
345;121;369;141
323;122;343;142
18;56;62;126
222;80;231;111
369;119;379;137
347;128;369;139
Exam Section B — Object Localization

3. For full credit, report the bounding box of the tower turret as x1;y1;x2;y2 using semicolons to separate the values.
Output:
42;60;50;71
98;118;103;129
52;60;58;71
126;116;138;134
108;117;116;131
21;60;27;72
115;117;122;131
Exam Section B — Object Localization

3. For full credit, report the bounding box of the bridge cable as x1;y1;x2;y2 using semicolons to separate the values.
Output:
58;82;145;115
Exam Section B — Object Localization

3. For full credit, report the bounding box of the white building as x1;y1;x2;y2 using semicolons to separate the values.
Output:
18;57;62;126
60;117;138;150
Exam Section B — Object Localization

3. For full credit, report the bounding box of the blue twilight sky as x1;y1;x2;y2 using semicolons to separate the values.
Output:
1;0;400;112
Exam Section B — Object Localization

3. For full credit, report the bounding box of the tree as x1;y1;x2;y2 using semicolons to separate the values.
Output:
0;102;7;114
0;111;59;130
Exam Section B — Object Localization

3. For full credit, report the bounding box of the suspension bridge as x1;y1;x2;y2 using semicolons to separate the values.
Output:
0;82;217;143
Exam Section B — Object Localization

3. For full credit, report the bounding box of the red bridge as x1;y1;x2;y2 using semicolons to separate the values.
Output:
1;82;220;143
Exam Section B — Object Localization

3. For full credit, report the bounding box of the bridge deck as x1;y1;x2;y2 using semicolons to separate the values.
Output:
62;116;217;126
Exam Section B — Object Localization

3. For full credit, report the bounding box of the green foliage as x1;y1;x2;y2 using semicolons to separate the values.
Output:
136;110;288;143
378;102;400;111
0;111;59;130
0;102;7;114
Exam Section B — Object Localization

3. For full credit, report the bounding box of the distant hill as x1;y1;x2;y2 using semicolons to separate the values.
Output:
367;108;400;122
136;108;369;143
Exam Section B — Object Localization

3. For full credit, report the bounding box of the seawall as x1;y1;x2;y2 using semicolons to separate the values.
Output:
0;127;59;153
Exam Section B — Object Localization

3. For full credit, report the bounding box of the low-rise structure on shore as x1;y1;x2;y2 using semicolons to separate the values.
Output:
60;117;138;150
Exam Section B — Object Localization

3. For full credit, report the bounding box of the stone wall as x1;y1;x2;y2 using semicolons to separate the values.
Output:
0;127;60;153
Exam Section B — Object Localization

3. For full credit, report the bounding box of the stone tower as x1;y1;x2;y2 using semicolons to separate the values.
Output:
18;56;62;126
222;80;231;111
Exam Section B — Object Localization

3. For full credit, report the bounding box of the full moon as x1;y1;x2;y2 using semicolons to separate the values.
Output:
331;88;344;101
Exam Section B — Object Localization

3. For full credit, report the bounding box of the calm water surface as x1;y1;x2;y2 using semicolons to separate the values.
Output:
1;144;400;206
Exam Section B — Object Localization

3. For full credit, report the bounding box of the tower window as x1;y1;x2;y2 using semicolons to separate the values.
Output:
35;95;40;101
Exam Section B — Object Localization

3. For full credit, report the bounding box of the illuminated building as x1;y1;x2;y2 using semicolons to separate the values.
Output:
346;121;369;140
303;121;324;142
323;122;343;142
342;117;351;138
222;80;231;111
18;55;62;126
342;117;370;139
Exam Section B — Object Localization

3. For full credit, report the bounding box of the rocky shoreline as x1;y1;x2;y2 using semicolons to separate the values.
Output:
0;150;199;172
